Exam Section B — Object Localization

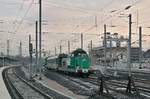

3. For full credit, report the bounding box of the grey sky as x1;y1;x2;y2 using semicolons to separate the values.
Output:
0;0;149;56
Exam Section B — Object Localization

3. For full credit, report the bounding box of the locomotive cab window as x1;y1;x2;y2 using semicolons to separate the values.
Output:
81;54;87;57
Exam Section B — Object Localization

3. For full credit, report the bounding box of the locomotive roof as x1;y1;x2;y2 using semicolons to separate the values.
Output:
47;53;68;60
47;55;58;60
58;53;68;58
71;48;87;56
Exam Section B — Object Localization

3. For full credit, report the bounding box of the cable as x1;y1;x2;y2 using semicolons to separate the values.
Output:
13;0;34;34
9;0;35;53
42;0;139;33
43;0;116;15
75;0;142;36
10;0;26;34
101;0;141;23
0;1;21;5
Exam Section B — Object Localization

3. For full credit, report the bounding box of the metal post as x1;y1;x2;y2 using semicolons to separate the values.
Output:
110;36;112;67
19;42;22;65
128;14;132;77
30;43;33;79
20;42;22;57
99;76;104;94
99;25;110;94
7;40;10;57
104;24;107;74
90;40;93;65
90;40;92;51
126;14;132;93
3;56;4;67
68;41;70;54
60;45;62;54
35;21;38;76
81;33;83;49
55;47;56;55
139;27;142;68
39;0;42;80
29;35;33;80
95;16;97;27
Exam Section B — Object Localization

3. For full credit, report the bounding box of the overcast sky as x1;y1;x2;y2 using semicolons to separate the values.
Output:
0;0;150;56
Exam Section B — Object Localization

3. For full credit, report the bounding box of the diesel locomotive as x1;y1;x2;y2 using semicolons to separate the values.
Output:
45;48;93;76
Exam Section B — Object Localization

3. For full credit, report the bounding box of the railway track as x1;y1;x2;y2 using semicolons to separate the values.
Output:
64;75;93;89
66;75;142;99
88;72;150;93
87;75;150;99
107;69;150;80
45;69;150;98
62;74;118;99
3;68;24;99
3;67;52;99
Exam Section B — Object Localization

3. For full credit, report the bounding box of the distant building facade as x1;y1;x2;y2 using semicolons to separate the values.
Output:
88;32;141;67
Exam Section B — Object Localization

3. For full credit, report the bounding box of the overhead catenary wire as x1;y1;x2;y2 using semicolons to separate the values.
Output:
9;0;35;50
0;1;23;5
32;0;142;35
44;0;142;50
6;0;144;36
3;0;147;56
43;0;116;15
9;0;26;38
80;0;142;35
13;0;34;34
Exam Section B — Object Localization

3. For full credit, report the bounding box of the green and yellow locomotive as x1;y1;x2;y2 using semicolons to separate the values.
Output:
45;48;92;77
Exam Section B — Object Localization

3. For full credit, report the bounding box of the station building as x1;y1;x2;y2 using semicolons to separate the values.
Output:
88;32;141;68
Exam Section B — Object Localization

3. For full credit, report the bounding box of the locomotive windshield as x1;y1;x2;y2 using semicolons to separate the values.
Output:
71;48;88;57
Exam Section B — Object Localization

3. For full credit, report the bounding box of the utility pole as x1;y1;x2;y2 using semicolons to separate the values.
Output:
3;56;4;67
35;21;38;76
39;0;42;80
126;14;132;93
139;27;142;68
68;41;70;54
55;47;56;55
7;40;10;57
19;42;22;57
90;40;92;51
128;14;132;77
19;42;22;65
110;35;112;67
60;45;62;54
81;33;83;49
126;14;140;96
104;24;107;74
29;35;33;80
95;16;98;27
98;24;109;95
